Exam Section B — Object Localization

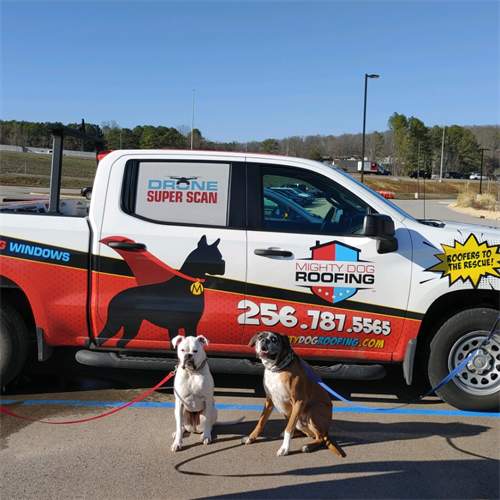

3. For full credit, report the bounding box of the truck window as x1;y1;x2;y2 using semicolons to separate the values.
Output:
261;167;371;235
131;161;230;226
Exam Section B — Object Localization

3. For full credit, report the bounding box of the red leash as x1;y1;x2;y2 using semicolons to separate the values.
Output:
0;370;175;424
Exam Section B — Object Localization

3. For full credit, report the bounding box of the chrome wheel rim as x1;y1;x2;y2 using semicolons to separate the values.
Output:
449;331;500;396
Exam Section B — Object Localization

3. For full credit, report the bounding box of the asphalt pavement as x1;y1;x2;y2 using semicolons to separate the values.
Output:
392;198;499;227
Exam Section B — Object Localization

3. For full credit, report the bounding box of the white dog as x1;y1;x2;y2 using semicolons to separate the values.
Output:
171;335;244;452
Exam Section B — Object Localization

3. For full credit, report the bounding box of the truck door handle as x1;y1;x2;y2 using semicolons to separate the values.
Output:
108;242;146;250
254;248;293;258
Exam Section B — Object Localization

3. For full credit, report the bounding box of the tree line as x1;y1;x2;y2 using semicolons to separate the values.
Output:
1;116;498;175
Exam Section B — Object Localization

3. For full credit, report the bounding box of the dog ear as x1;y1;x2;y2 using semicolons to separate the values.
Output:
196;335;209;347
248;333;260;348
279;333;291;352
172;335;185;348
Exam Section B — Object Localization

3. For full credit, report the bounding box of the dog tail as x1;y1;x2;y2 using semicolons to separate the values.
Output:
214;416;245;426
323;436;345;457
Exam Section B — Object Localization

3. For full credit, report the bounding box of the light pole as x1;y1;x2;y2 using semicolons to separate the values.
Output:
439;116;445;182
479;148;490;195
191;89;195;150
360;73;379;184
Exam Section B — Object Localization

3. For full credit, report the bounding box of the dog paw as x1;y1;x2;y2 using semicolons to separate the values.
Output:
277;446;289;456
301;444;310;453
202;437;212;445
171;442;182;452
241;436;253;445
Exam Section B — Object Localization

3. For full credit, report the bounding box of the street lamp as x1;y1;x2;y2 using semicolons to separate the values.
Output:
360;74;379;184
191;89;195;150
479;148;490;195
439;116;446;182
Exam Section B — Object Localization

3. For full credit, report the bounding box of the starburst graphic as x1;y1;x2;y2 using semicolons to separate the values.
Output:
427;234;500;288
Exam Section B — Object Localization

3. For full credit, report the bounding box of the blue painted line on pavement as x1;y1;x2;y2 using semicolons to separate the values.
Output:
1;399;499;418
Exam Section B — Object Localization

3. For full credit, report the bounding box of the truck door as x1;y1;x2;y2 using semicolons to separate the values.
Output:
90;156;247;352
242;162;413;363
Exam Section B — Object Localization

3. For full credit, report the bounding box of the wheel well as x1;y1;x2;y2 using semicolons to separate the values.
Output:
0;278;36;340
416;289;500;358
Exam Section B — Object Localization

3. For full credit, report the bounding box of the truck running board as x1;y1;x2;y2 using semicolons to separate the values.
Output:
75;350;386;380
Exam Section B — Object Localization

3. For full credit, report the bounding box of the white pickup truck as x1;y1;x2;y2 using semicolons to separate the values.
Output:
1;125;499;411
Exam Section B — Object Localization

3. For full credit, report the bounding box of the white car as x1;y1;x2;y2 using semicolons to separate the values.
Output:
469;173;487;180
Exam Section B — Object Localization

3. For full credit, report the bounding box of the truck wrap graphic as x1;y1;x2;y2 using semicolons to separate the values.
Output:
96;235;225;347
0;235;87;269
427;233;500;287
297;240;374;304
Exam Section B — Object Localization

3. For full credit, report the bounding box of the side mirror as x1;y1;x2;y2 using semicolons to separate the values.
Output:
363;214;398;254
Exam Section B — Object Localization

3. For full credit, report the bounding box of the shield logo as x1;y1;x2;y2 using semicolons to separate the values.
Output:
310;240;361;304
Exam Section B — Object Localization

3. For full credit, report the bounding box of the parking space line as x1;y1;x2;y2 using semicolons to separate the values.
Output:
1;399;499;418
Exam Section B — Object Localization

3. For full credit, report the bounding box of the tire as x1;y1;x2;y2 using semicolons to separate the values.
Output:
85;191;92;200
426;308;500;411
0;301;29;387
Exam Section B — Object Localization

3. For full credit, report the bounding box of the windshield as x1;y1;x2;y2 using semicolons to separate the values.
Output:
322;162;417;222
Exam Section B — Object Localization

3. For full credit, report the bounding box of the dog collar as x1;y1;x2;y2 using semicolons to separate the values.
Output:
269;350;295;372
181;357;209;373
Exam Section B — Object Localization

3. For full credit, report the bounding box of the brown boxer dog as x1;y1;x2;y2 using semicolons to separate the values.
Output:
241;331;344;457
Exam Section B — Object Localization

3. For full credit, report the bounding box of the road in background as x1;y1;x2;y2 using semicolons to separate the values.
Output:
0;186;82;202
392;198;499;227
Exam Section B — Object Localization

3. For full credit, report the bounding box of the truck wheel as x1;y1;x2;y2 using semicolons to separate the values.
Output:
0;301;29;387
426;308;500;411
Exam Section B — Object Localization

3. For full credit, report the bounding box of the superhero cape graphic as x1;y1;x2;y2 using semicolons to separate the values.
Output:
310;240;361;304
100;236;204;286
96;235;223;348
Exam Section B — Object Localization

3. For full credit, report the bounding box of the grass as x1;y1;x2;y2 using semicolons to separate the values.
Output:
0;151;97;188
456;191;500;211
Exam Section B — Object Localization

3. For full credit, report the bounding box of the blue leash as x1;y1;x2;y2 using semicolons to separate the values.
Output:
301;316;500;412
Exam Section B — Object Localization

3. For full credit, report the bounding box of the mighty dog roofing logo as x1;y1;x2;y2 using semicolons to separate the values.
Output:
426;233;500;288
295;240;375;304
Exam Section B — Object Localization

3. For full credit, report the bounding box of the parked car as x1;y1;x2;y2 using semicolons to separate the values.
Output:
284;186;315;203
283;182;323;198
444;172;464;179
377;167;391;176
81;186;93;200
469;173;487;180
263;188;321;225
408;170;431;179
269;187;308;206
283;183;309;193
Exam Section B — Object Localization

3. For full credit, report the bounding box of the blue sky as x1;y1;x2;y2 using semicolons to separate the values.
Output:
1;0;498;143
